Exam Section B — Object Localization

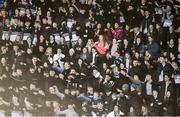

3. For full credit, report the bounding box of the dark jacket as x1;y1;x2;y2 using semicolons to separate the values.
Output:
163;97;176;116
159;81;175;101
154;63;173;83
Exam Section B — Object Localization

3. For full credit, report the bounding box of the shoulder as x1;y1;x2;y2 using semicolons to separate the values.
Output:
107;111;114;117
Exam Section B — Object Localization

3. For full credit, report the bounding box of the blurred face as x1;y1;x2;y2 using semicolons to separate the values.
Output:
169;39;174;45
114;105;119;113
40;35;44;42
142;106;146;112
144;10;150;17
49;70;55;76
82;106;87;112
27;37;32;43
149;24;153;30
47;11;51;17
153;90;158;96
166;5;172;11
97;23;101;29
97;102;103;109
78;39;82;44
70;69;76;74
65;89;70;94
64;62;70;69
93;92;98;98
49;87;55;94
29;68;35;73
30;84;36;90
159;57;165;63
125;53;130;58
156;24;160;29
83;48;87;53
107;23;111;28
68;104;73;109
105;75;111;81
1;46;7;53
141;0;146;4
71;90;76;95
163;53;167;59
87;87;93;94
12;96;18;103
53;61;59;67
15;9;19;15
103;63;108;69
43;62;48;67
42;18;47;24
17;69;22;76
133;27;139;33
78;59;83;65
25;21;30;27
113;66;118;72
47;47;53;54
124;39;128;45
27;48;32;54
135;52;140;58
85;21;90;27
1;58;6;64
146;74;152;81
169;26;173;32
32;57;38;64
114;23;119;28
134;75;139;80
93;69;98;75
125;25;129;30
164;75;170;82
45;101;51;107
140;10;145;15
52;101;59;108
87;39;92;44
69;49;74;56
130;107;134;112
39;46;44;52
91;48;96;53
171;62;177;69
53;22;57;28
57;48;62;54
113;39;117;44
1;10;6;16
16;35;21;42
76;90;80;95
59;73;64;80
148;36;153;42
99;35;104;41
166;91;171;97
120;63;124;69
4;33;10;40
50;35;54;42
133;60;138;66
69;7;74;13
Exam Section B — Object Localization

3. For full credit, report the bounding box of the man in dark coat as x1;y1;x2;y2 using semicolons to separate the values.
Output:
154;56;173;85
149;90;163;116
159;74;175;101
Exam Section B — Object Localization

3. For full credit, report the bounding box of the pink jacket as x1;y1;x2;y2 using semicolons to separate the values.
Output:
111;28;124;40
94;41;107;55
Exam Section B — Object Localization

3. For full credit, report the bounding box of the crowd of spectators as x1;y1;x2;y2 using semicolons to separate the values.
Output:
0;0;180;116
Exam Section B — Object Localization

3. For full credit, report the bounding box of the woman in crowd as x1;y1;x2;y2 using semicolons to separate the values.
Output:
93;35;109;55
